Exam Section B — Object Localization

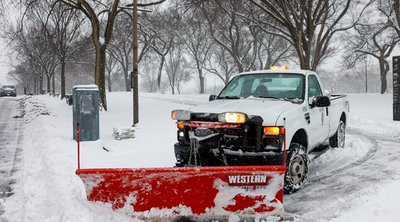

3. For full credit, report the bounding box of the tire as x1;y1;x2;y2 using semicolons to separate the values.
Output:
284;143;309;194
329;120;346;148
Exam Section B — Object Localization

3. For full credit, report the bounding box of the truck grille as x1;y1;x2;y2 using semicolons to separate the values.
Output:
191;113;219;122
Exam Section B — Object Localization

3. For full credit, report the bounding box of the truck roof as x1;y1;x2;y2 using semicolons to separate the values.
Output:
238;69;316;76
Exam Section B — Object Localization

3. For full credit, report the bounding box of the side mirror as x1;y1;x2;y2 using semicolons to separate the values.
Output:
314;96;331;107
209;95;217;101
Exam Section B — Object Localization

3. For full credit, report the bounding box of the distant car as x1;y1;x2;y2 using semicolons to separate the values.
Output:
0;85;17;97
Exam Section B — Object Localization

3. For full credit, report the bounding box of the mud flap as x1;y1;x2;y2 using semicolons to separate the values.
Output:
76;165;285;219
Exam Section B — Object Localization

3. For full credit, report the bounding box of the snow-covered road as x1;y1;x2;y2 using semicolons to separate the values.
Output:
285;128;400;221
0;97;23;220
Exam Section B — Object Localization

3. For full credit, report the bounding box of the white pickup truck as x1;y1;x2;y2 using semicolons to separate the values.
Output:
172;69;349;193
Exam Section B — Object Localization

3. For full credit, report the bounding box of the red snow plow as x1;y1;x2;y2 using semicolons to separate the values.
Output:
75;125;286;220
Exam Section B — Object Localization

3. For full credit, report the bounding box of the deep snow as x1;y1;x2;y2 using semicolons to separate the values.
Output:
1;93;400;222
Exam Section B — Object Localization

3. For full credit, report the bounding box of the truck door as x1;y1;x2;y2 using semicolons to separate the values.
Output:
307;75;330;148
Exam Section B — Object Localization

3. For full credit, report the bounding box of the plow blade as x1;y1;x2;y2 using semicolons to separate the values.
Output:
76;165;285;219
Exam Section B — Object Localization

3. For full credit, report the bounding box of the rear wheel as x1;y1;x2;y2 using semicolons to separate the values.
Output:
329;120;346;148
284;143;309;194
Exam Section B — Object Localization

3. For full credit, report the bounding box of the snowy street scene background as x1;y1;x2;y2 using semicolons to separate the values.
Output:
1;0;400;221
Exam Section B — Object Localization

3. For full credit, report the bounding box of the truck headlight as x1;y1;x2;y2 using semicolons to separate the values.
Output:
218;112;247;123
171;110;191;121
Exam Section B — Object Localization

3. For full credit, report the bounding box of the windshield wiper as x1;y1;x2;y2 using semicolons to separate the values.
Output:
254;95;280;100
217;96;241;99
254;96;301;103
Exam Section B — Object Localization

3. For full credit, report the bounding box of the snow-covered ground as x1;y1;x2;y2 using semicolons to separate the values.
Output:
1;93;400;222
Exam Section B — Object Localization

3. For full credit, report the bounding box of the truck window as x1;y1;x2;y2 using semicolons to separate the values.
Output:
308;75;322;98
218;73;304;100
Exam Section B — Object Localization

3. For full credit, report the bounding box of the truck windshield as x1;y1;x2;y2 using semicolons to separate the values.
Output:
218;73;305;101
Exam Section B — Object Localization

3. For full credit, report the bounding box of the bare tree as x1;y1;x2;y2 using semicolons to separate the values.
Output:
57;0;166;110
47;2;85;99
344;22;399;94
108;13;133;92
108;12;152;92
254;30;294;69
164;43;192;94
105;50;121;92
139;9;176;92
204;45;237;85
140;53;162;92
12;23;58;94
185;0;294;80
4;0;92;96
199;0;255;73
249;0;373;71
343;0;400;94
176;2;212;94
7;63;36;94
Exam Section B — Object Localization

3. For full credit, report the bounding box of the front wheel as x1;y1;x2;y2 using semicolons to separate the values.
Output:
329;120;346;148
284;143;309;194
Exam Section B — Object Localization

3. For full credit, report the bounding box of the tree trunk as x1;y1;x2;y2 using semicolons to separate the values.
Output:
107;78;112;92
95;45;108;110
156;56;165;92
34;77;37;95
123;68;130;92
61;61;66;99
46;75;51;94
379;58;388;94
293;32;312;71
264;56;272;70
195;59;205;94
52;73;55;96
39;75;43;94
199;75;205;94
224;77;230;85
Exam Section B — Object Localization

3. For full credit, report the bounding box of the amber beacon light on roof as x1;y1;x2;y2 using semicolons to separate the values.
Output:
269;65;289;70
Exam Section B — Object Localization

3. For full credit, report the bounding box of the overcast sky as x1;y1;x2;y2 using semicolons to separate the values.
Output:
0;39;12;84
0;1;18;85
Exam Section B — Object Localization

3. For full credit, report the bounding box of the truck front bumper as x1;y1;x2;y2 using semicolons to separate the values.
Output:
174;143;284;166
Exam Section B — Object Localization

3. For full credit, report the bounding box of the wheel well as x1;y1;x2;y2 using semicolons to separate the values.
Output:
290;129;308;150
340;112;346;124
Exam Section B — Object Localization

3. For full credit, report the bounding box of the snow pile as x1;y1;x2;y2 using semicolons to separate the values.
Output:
19;96;50;122
112;127;135;140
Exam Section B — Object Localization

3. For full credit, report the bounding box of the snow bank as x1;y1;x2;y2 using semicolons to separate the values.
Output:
329;179;400;222
347;94;400;137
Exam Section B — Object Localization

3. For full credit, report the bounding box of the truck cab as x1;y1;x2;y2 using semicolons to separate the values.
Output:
172;69;349;193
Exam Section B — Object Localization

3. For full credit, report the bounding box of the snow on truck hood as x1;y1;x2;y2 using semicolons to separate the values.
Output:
189;98;299;125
